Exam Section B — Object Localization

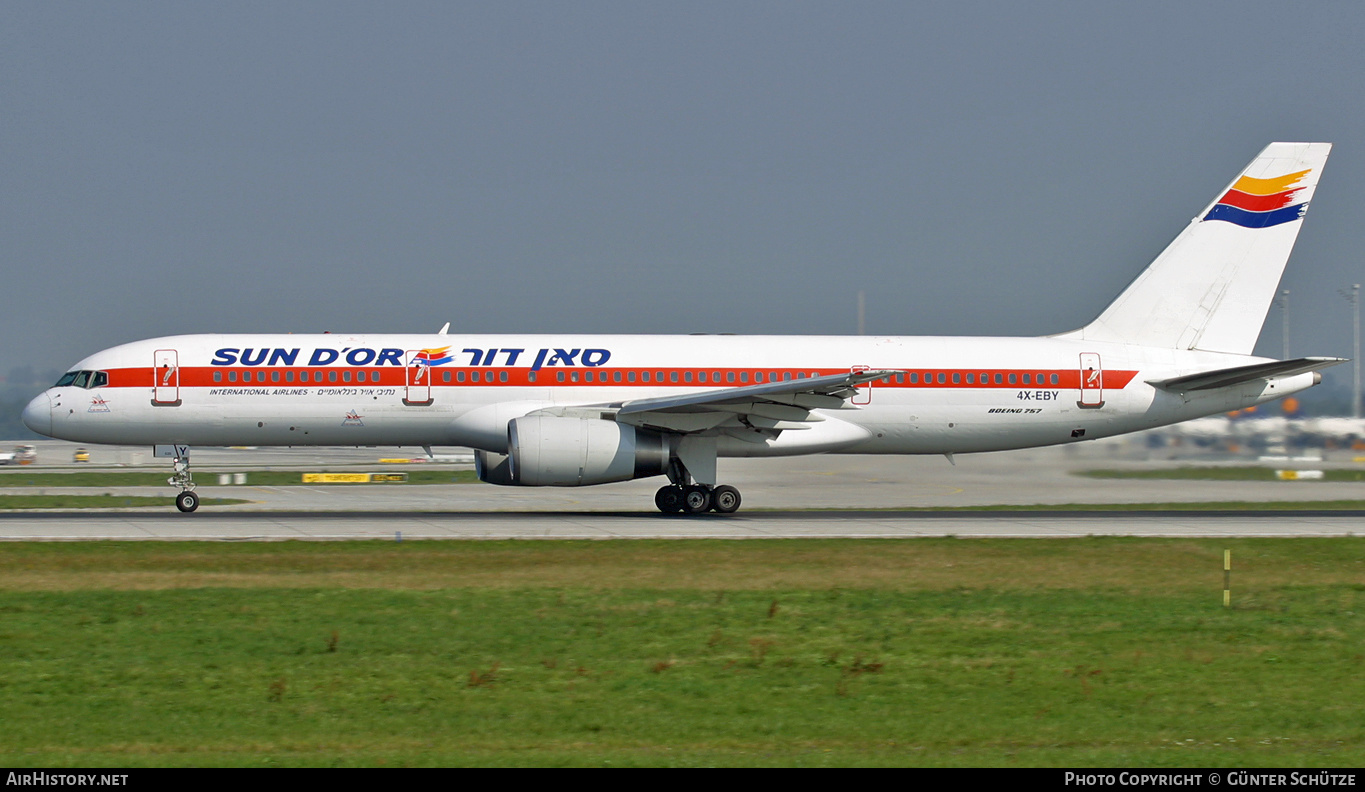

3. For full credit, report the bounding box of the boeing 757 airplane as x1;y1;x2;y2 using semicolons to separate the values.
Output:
22;143;1343;514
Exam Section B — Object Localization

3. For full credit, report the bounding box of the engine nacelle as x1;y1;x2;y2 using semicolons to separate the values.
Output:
475;416;668;486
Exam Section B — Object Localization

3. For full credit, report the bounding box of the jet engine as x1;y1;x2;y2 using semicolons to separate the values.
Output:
475;416;668;486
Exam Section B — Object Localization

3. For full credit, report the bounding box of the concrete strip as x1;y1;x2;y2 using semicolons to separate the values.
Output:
0;510;1361;540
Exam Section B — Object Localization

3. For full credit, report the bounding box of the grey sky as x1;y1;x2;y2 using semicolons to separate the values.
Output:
4;2;1365;394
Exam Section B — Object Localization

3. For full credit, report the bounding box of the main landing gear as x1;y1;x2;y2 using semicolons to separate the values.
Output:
654;484;742;515
653;452;740;515
168;453;199;513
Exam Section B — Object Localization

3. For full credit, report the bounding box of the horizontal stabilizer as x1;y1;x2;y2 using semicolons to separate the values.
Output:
1147;357;1345;392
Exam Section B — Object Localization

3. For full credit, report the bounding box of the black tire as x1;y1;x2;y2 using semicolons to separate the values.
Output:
655;486;684;513
175;491;200;513
711;485;741;514
682;486;712;514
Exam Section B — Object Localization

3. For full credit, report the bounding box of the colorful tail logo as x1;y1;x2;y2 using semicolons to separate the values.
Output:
1204;169;1311;229
413;347;453;366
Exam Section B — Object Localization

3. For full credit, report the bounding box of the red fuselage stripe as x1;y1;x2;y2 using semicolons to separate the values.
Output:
100;366;1141;390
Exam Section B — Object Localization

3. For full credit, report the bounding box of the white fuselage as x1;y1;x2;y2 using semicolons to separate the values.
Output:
24;333;1313;457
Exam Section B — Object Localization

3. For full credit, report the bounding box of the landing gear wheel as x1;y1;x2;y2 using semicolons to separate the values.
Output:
175;491;200;513
655;485;684;514
682;485;712;514
711;485;741;514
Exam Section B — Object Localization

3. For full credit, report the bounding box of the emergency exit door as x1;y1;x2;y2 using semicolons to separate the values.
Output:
851;366;872;405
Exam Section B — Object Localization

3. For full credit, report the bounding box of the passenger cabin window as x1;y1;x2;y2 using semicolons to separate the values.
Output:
965;373;974;384
684;372;693;383
1008;373;1017;384
472;371;481;383
640;372;649;382
1050;374;1059;385
909;373;918;383
328;371;337;382
299;372;309;383
557;372;565;383
228;371;238;382
994;373;1003;384
952;373;961;384
356;371;366;383
458;371;467;382
342;371;351;383
285;371;294;383
1021;374;1030;385
442;371;450;383
627;371;636;382
937;373;945;384
214;372;222;383
499;371;508;383
272;371;281;382
670;372;679;383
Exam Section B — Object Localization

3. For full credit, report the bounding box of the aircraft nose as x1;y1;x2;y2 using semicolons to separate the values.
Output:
21;392;52;437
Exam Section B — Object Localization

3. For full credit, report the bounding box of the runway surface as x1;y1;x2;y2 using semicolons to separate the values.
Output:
4;439;1365;539
2;509;1362;540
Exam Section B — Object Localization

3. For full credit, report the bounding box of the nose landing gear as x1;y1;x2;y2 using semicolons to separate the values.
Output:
175;490;200;513
168;453;199;513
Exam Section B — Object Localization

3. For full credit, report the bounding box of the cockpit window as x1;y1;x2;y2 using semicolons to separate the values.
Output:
54;370;109;388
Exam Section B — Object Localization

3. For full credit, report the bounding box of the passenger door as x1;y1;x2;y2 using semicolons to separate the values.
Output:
153;349;180;405
1078;353;1104;408
404;350;433;406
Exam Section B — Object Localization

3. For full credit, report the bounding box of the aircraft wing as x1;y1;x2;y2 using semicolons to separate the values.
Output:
606;369;899;437
1147;357;1346;392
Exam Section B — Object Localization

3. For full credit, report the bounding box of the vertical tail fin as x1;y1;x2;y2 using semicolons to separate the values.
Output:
1076;142;1331;355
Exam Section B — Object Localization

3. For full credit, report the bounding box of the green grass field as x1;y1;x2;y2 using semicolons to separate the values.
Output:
0;539;1362;767
0;469;479;487
1081;467;1365;482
